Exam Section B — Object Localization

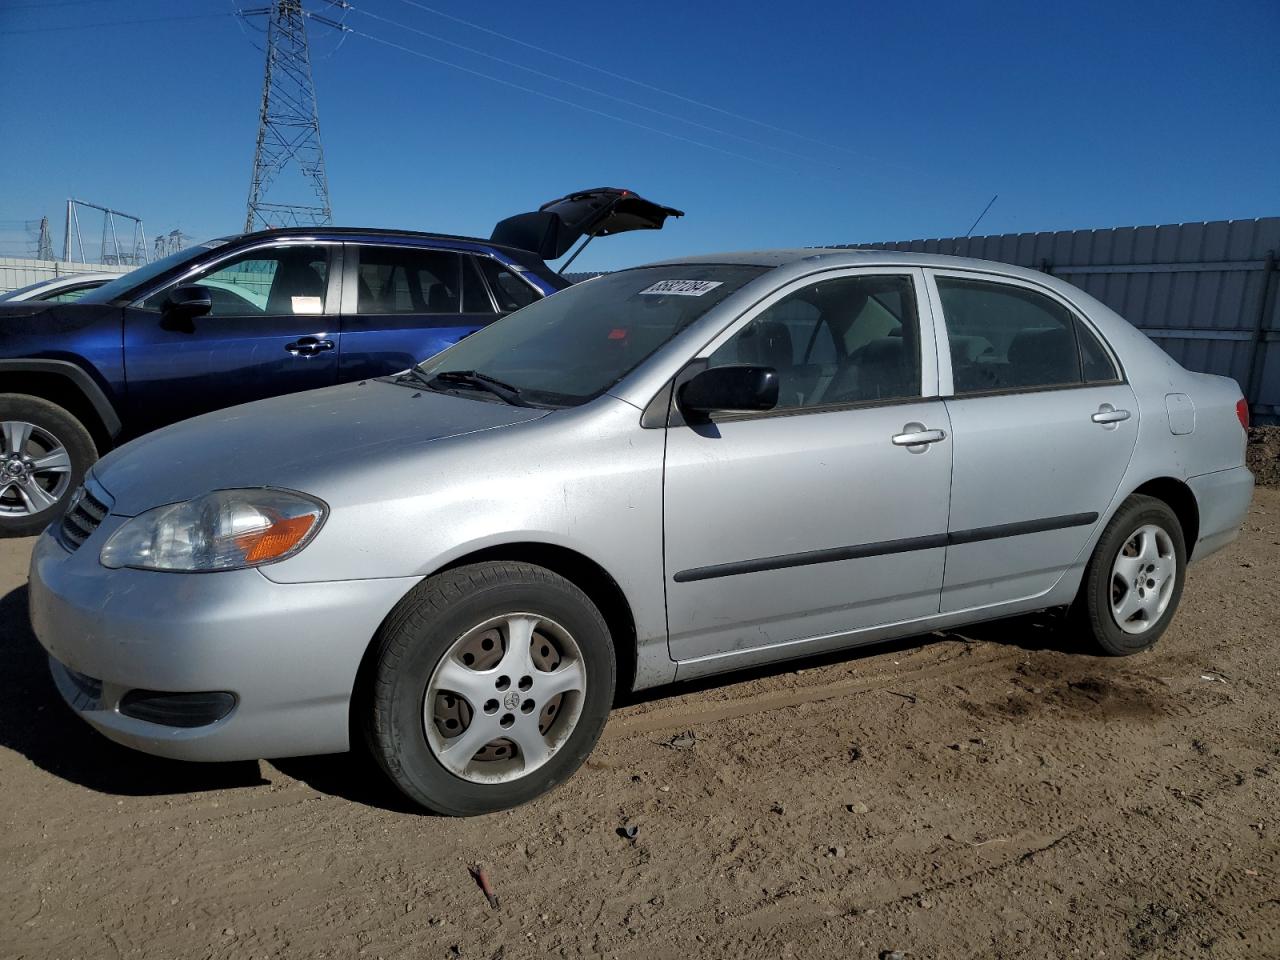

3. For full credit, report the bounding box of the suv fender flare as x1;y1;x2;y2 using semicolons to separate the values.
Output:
0;358;122;438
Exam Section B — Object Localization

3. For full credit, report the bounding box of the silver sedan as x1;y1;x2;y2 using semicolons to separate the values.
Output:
28;250;1254;814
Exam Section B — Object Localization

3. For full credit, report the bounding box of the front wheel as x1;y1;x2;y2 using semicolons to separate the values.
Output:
364;561;616;815
0;394;97;538
1072;494;1187;655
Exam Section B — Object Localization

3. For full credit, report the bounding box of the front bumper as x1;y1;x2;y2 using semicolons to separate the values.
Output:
1188;464;1254;563
28;523;421;761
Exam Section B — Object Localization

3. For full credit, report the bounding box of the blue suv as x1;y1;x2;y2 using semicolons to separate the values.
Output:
0;188;680;535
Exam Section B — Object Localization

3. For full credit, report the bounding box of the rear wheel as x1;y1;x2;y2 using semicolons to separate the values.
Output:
0;394;97;538
364;561;615;815
1073;494;1187;655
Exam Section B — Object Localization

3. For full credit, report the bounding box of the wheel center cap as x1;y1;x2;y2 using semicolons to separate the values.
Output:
503;690;521;711
3;460;26;479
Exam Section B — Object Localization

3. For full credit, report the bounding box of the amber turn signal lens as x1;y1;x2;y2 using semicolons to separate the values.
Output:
235;514;319;564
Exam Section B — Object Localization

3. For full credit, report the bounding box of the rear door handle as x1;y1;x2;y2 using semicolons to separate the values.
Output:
286;337;334;357
1091;404;1131;424
892;425;947;447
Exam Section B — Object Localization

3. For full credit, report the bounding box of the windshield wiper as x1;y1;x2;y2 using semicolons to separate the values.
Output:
425;369;530;406
394;366;436;389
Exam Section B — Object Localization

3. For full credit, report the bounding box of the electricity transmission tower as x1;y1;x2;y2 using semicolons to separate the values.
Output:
36;217;54;261
241;0;340;231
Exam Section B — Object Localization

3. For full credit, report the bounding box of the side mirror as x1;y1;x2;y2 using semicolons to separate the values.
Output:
678;365;779;417
161;284;213;329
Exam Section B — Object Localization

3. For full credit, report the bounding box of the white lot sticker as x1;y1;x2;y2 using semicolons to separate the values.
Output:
291;295;323;315
638;279;724;296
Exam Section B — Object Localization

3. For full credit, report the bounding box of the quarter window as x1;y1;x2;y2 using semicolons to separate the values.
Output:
356;247;460;314
937;277;1106;393
477;257;539;311
706;274;922;411
1077;319;1119;382
143;245;329;316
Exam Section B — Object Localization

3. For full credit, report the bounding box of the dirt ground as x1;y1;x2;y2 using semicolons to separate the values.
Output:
2;492;1277;960
1248;426;1280;488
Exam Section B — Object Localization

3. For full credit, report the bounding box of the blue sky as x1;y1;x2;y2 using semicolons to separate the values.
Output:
1;0;1277;271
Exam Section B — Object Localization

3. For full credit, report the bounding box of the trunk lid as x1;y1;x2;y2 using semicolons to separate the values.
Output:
490;187;683;262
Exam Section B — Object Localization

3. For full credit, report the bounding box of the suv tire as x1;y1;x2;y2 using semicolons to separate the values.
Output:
0;394;97;538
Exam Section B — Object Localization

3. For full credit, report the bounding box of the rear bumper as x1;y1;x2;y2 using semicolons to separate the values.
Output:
28;525;420;761
1188;465;1254;563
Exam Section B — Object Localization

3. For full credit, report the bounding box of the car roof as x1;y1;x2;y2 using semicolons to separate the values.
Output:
639;247;1059;283
231;226;535;258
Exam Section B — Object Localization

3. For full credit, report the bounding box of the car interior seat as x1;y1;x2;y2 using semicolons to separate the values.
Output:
267;257;326;315
1006;326;1077;388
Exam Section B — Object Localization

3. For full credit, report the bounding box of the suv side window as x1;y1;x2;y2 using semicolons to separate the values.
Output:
937;276;1099;394
142;245;330;316
706;274;922;411
461;256;495;314
357;247;460;314
477;257;539;312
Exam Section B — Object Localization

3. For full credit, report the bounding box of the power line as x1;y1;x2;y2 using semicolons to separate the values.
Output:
349;4;842;172
340;22;831;178
387;0;863;157
3;13;231;35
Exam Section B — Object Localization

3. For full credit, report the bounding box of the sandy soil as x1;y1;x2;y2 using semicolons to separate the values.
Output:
1248;426;1280;488
2;491;1277;960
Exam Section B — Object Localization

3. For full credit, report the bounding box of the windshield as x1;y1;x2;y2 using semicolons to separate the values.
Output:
416;264;768;406
79;239;232;303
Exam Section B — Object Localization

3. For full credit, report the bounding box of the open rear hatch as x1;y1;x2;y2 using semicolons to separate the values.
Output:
491;188;683;270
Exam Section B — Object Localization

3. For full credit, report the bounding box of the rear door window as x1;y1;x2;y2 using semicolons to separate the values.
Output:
356;247;460;314
935;276;1088;394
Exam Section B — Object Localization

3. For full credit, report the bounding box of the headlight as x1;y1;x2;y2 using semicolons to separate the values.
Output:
100;489;327;572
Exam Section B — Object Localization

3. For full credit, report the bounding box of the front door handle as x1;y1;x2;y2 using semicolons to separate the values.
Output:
1091;404;1131;425
892;424;947;448
286;337;334;357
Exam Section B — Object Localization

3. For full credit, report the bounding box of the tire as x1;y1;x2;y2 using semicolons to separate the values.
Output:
0;394;97;539
364;561;616;815
1072;494;1187;655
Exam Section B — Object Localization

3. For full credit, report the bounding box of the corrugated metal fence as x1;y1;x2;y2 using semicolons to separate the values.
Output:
842;217;1280;422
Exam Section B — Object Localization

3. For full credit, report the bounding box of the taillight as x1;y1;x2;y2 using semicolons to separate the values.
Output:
1236;398;1249;430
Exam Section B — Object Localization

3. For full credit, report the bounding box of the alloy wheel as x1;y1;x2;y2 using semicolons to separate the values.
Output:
1109;523;1177;635
424;612;586;783
0;420;73;517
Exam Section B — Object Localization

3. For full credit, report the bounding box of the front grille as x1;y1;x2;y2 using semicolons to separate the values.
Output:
60;480;112;551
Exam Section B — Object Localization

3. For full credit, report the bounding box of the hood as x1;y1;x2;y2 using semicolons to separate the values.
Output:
490;187;683;261
0;300;122;349
0;301;59;321
92;379;548;515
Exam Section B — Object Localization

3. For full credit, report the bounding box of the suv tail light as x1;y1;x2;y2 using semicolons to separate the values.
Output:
1236;398;1249;430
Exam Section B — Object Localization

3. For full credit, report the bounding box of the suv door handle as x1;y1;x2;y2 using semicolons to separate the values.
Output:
286;337;334;356
892;425;947;447
1091;404;1131;424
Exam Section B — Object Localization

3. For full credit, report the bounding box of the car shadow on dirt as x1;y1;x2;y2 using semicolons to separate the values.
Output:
2;575;1087;810
0;584;269;797
616;609;1086;708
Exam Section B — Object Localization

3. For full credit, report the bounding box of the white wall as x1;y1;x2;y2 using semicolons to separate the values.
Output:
0;257;133;294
